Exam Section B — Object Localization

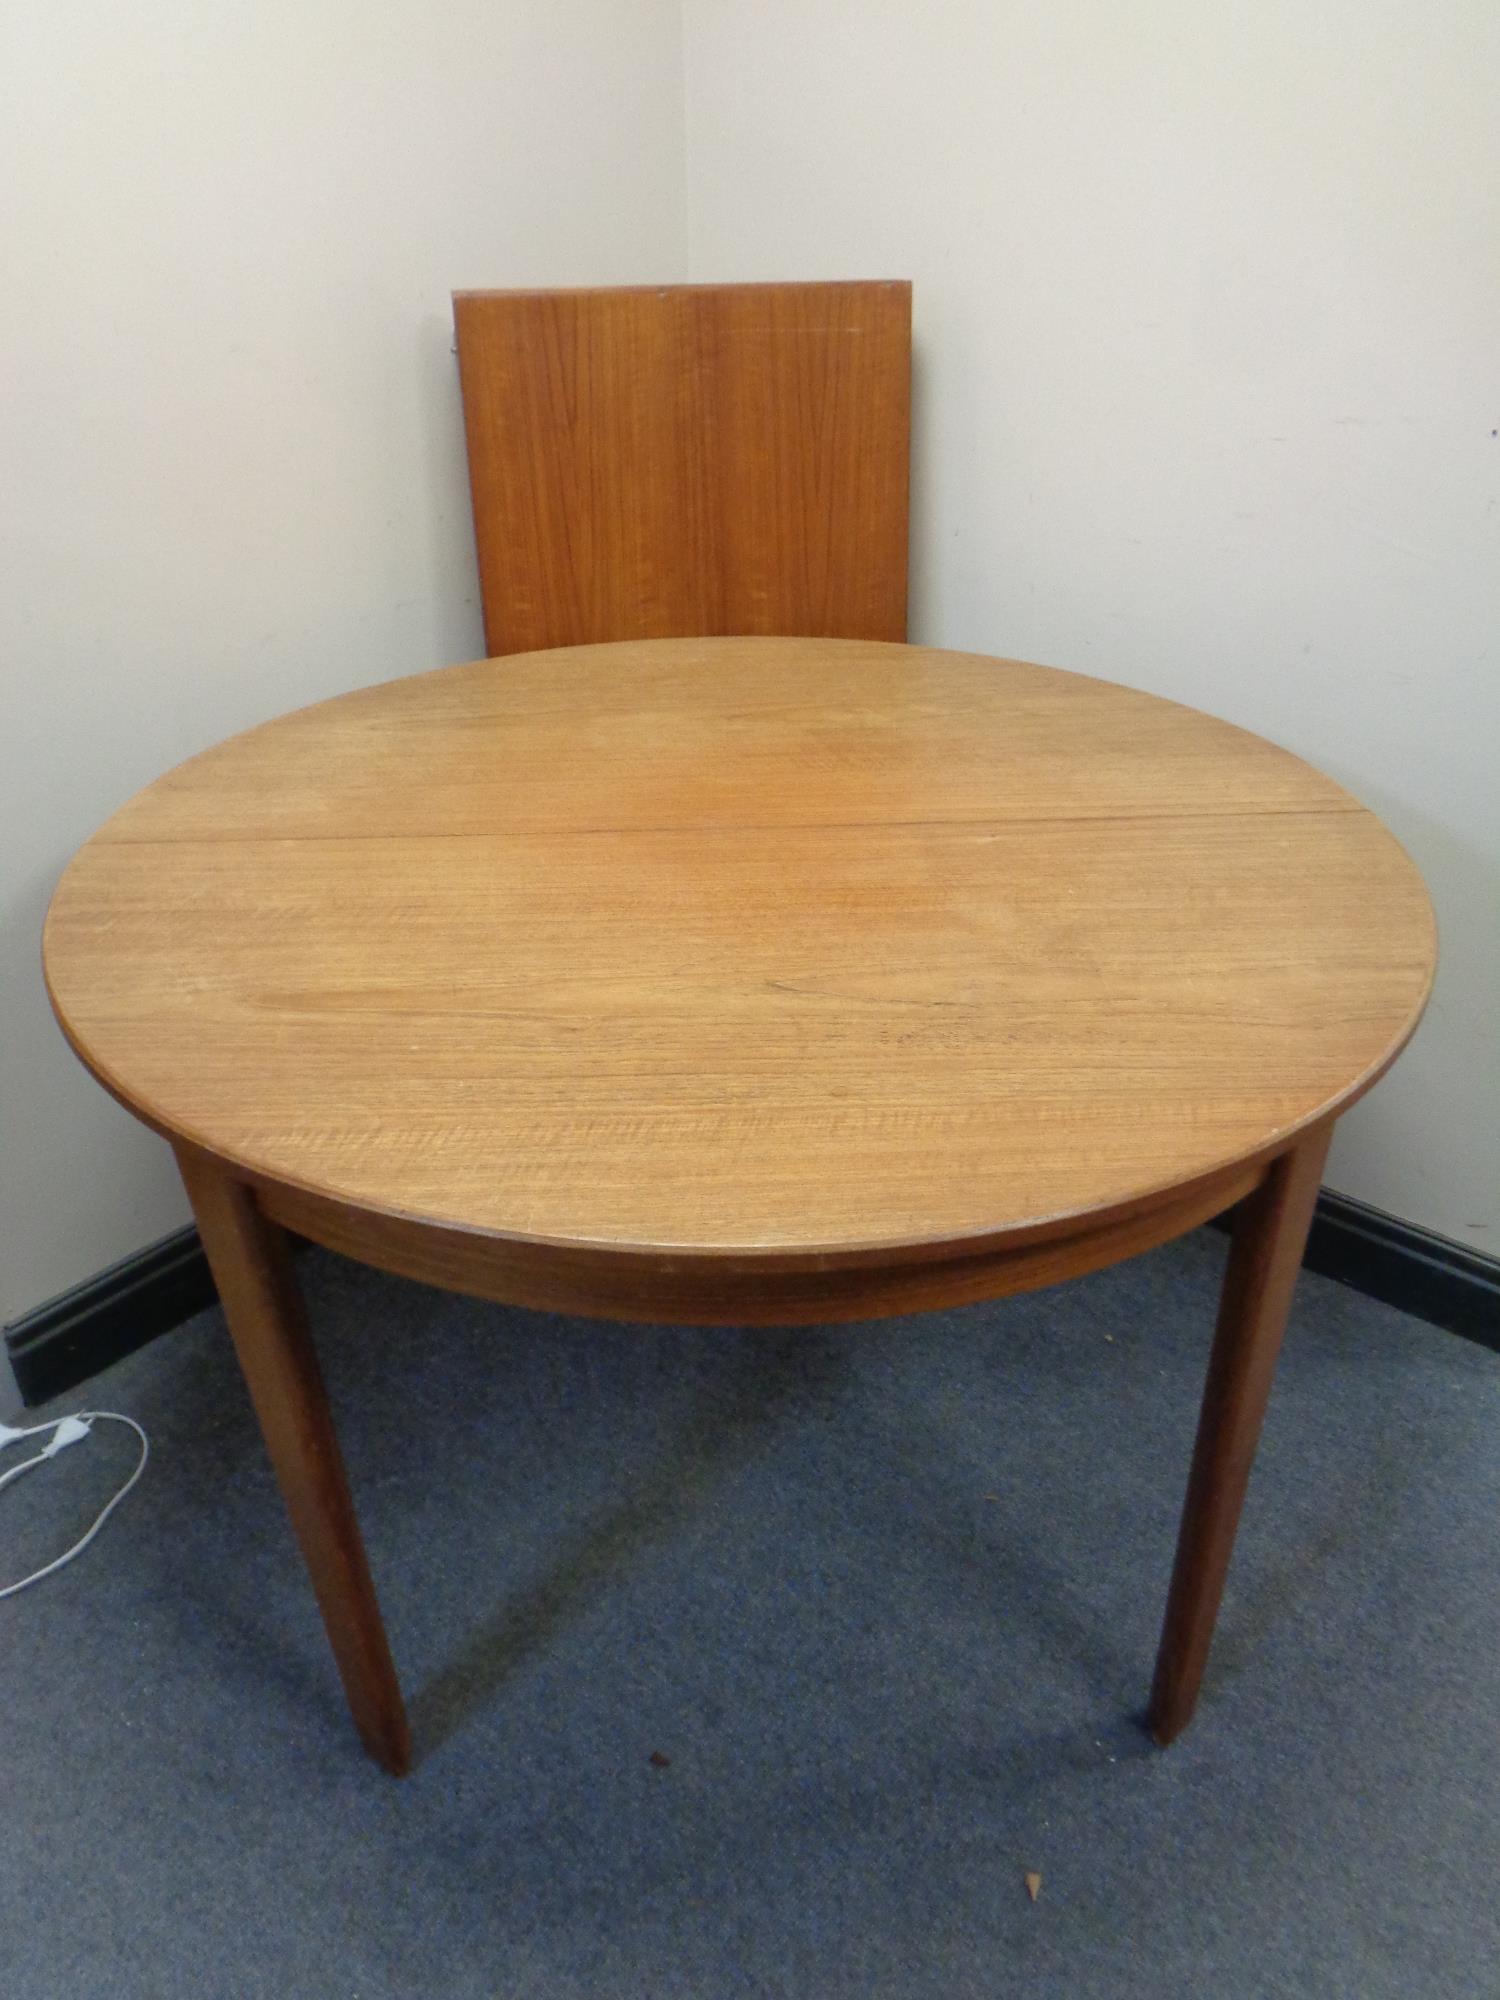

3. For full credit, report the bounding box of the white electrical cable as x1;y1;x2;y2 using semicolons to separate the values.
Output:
0;1411;149;1599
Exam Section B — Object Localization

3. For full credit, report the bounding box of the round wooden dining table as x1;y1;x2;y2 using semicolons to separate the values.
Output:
43;637;1436;1775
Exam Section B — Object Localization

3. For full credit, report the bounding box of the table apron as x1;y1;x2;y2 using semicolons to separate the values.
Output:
251;1159;1267;1327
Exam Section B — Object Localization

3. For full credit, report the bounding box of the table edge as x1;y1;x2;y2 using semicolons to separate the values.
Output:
49;941;1429;1286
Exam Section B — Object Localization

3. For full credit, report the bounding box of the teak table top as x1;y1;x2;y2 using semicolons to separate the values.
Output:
45;637;1434;1273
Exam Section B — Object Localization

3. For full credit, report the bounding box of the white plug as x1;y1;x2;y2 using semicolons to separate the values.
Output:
0;1410;148;1599
43;1416;92;1455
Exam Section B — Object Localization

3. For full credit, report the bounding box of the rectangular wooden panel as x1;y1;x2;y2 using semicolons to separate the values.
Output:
454;281;911;655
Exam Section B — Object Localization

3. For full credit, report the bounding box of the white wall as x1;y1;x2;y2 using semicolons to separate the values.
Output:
684;0;1499;1249
0;0;686;1326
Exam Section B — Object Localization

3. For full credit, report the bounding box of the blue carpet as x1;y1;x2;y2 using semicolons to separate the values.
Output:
3;1229;1497;1998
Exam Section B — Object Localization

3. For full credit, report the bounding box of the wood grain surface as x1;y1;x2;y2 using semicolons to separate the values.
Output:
454;283;910;654
44;638;1436;1274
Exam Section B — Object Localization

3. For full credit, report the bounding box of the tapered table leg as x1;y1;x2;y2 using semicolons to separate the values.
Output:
175;1147;411;1775
1148;1122;1334;1745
